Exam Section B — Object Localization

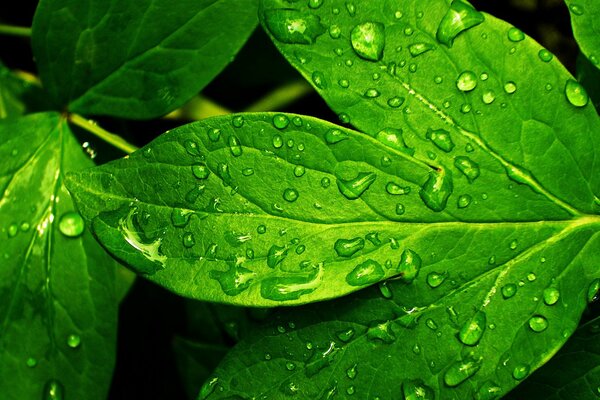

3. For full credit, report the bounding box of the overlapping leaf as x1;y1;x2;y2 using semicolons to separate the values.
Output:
0;62;50;119
31;0;258;119
565;0;600;70
0;113;118;399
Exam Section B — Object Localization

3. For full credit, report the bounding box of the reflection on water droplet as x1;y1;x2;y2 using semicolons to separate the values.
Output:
59;212;85;238
350;22;385;61
437;0;484;47
264;9;326;44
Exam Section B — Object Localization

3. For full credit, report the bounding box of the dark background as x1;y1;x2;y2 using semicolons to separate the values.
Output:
0;1;591;399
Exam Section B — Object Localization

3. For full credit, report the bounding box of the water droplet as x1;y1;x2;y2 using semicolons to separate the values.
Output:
43;379;64;400
507;27;525;42
283;188;299;203
312;71;328;89
207;128;221;142
444;355;482;387
272;134;284;149
308;0;323;9
267;244;289;268
346;364;358;379
350;22;385;61
334;237;365;257
409;42;435;57
458;311;486;346
402;379;434;400
456;71;478;92
305;340;340;377
321;177;331;188
209;263;255;296
364;88;380;99
346;259;384;286
338;79;350;88
527;273;536;282
232;116;244;128
273;114;290;129
242;167;254;176
294;165;306;178
58;212;85;238
337;172;377;200
198;377;219;400
538;49;553;62
426;128;455;152
182;232;195;248
437;0;485;47
395;203;406;215
325;129;349;144
509;239;518;250
367;320;396;344
396;249;421;283
183;140;201;156
7;223;18;238
264;9;326;44
482;90;496;104
26;357;37;368
420;169;453;212
427;271;446;288
457;194;472;208
501;283;517;299
503;81;517;94
528;315;548;332
336;328;355;342
378;282;393;299
588;279;600;303
426;318;438;330
512;364;530;380
569;4;584;15
543;287;560;305
329;24;341;39
387;96;405;108
66;334;81;349
386;182;411;195
286;362;296;371
375;128;413;155
454;156;480;183
565;79;589;107
192;163;211;180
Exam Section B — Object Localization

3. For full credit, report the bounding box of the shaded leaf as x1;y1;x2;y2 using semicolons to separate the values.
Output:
0;113;118;399
0;62;50;119
565;0;600;70
31;0;258;119
577;53;600;110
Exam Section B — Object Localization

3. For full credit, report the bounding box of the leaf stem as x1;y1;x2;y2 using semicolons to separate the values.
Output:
244;81;313;112
0;24;32;38
68;113;138;155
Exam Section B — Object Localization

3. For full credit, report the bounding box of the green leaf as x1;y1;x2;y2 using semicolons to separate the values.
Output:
565;0;600;69
506;316;600;400
260;0;600;214
577;53;600;110
0;62;50;119
31;0;258;119
0;113;118;399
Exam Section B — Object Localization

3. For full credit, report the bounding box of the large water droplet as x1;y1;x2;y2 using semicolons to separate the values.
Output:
346;259;385;286
375;128;413;154
267;244;289;269
312;71;328;89
456;71;478;92
261;264;323;302
436;0;485;47
367;320;396;344
346;364;358;379
565;79;589;107
386;182;411;195
420;169;453;212
58;212;85;238
457;194;472;208
402;379;434;400
396;249;421;283
458;311;486;346
426;128;455;152
443;355;482;387
528;315;548;332
454;156;480;183
334;237;365;257
337;172;377;200
350;22;385;61
273;114;290;129
264;9;326;44
209;263;255;296
543;287;560;305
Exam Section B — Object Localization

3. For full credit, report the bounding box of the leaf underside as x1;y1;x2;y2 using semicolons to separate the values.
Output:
0;113;117;400
31;0;259;119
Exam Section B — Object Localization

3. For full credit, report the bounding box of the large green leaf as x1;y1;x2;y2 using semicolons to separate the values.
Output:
31;0;258;119
578;53;600;110
505;315;600;400
0;113;118;400
565;0;600;69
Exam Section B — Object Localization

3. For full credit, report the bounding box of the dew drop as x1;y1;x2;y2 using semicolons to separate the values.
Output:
350;22;385;61
334;237;365;257
182;232;195;248
402;380;434;400
501;283;517;299
264;9;326;44
528;315;548;332
336;172;377;200
458;311;486;346
396;249;421;284
454;156;480;183
427;271;446;288
443;355;482;387
283;188;299;203
408;42;435;57
386;182;411;195
58;212;85;238
366;320;396;344
312;71;328;89
565;79;589;107
456;71;478;92
426;128;455;152
192;163;210;180
272;114;290;129
378;282;393;299
543;287;560;306
209;264;255;296
387;96;405;108
436;0;485;47
419;169;453;212
198;377;219;400
588;279;600;303
346;259;385;286
325;129;349;144
395;203;406;215
346;364;358;379
267;244;289;268
337;328;355;342
569;4;584;15
376;128;413;154
66;334;81;349
512;364;530;380
507;27;525;42
232;116;244;128
207;128;221;142
457;194;472;208
538;49;553;62
504;81;517;94
482;90;496;104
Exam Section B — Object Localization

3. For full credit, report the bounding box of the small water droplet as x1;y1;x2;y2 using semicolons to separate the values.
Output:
58;212;85;238
482;90;496;104
26;357;37;368
192;163;210;179
538;49;553;62
273;114;290;129
501;283;517;299
543;287;560;306
346;364;358;379
588;279;600;303
378;282;393;299
386;182;411;195
387;96;405;108
456;71;478;92
350;22;385;61
426;318;438;330
272;134;284;148
283;188;299;203
336;328;355;342
325;129;349;144
504;81;517;94
409;42;435;57
232;116;244;128
402;380;434;400
308;0;323;9
182;232;195;248
454;156;480;183
427;271;446;288
321;177;331;188
395;203;405;215
367;320;396;344
509;239;518;250
198;377;219;400
337;172;377;200
507;27;525;42
436;0;485;47
512;364;530;380
376;128;413;154
312;71;328;89
43;380;65;400
569;4;584;15
267;244;289;269
66;334;81;349
458;311;486;346
528;315;548;332
264;9;326;44
565;79;589;107
457;194;472;208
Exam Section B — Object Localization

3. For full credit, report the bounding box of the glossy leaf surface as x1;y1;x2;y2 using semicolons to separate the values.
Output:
31;0;258;119
0;113;117;399
565;0;600;69
506;316;600;400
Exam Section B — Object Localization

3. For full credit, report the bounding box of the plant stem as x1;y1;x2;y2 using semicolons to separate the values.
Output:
244;81;313;112
164;95;231;120
0;24;32;38
68;113;138;155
